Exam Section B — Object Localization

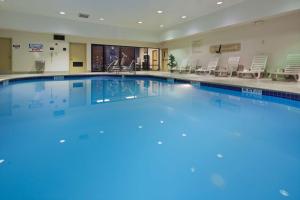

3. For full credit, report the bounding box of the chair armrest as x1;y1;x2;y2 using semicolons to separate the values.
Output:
276;68;284;73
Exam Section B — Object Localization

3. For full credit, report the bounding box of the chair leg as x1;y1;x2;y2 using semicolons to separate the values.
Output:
256;73;261;79
271;74;277;81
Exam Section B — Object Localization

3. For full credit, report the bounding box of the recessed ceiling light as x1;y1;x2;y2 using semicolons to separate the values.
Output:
181;15;187;19
157;10;163;14
160;24;164;28
217;1;223;5
138;21;143;24
99;18;104;21
59;11;66;15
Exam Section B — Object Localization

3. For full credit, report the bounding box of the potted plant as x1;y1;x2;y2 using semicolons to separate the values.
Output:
168;54;177;73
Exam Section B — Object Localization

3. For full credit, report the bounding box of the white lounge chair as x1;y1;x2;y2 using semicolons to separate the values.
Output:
196;57;219;75
270;54;300;82
237;55;268;79
187;59;201;73
171;59;190;73
106;59;119;72
215;56;240;77
121;60;135;72
179;59;191;73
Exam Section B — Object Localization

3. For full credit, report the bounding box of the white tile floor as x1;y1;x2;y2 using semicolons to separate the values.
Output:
1;71;300;94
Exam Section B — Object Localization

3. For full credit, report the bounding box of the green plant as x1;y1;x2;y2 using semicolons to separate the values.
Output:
167;54;177;69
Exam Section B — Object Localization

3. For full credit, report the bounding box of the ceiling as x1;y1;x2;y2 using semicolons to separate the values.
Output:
0;0;246;31
1;0;299;42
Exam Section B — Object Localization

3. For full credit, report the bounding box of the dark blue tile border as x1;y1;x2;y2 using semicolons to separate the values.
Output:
174;79;191;84
1;74;300;102
262;90;300;101
7;76;54;83
200;82;242;92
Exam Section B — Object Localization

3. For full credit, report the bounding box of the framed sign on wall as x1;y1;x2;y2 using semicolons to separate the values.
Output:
29;43;44;52
210;43;241;54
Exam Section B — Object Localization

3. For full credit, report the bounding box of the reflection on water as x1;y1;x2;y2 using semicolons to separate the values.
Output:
91;79;161;104
0;78;162;117
1;77;299;121
69;81;87;107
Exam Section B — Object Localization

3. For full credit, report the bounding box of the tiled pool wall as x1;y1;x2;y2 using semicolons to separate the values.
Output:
173;78;300;101
1;74;300;102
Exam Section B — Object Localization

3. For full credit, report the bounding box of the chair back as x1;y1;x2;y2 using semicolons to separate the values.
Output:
250;55;268;71
188;59;197;71
179;59;188;69
285;54;300;73
228;56;240;71
207;57;220;71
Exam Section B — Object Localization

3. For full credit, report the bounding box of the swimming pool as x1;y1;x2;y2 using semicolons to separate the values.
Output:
0;76;299;200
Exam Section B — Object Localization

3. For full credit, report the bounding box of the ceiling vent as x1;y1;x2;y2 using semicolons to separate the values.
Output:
78;13;90;19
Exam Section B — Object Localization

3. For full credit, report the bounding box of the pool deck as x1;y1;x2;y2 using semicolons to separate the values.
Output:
0;71;300;95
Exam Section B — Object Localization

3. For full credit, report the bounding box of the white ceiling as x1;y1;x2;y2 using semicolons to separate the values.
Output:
0;0;245;31
1;0;299;42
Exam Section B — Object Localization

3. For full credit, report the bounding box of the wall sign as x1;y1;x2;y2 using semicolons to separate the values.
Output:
29;43;44;52
210;43;241;54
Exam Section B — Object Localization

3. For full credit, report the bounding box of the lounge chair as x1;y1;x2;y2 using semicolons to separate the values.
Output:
106;59;119;72
121;60;135;72
215;56;240;77
196;57;219;75
237;55;268;79
171;59;189;73
270;54;300;82
186;59;200;73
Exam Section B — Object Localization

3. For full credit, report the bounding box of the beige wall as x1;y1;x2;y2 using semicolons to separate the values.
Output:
161;12;300;72
0;29;159;73
0;30;69;72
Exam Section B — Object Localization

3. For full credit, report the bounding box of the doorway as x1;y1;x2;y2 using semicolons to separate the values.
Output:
0;38;12;74
161;49;168;72
69;43;87;73
151;49;159;71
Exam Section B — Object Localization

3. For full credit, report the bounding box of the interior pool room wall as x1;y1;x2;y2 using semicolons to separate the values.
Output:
0;29;159;73
161;11;300;72
0;11;300;74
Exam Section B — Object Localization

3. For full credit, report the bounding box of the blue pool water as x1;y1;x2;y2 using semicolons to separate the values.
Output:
0;76;300;200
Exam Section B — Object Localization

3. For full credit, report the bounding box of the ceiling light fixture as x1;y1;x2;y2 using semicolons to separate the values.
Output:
160;24;164;28
138;21;143;24
181;15;187;19
99;18;104;21
217;1;223;5
157;10;163;14
59;11;66;15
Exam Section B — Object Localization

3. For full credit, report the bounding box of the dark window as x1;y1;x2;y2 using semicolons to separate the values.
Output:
91;44;104;72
